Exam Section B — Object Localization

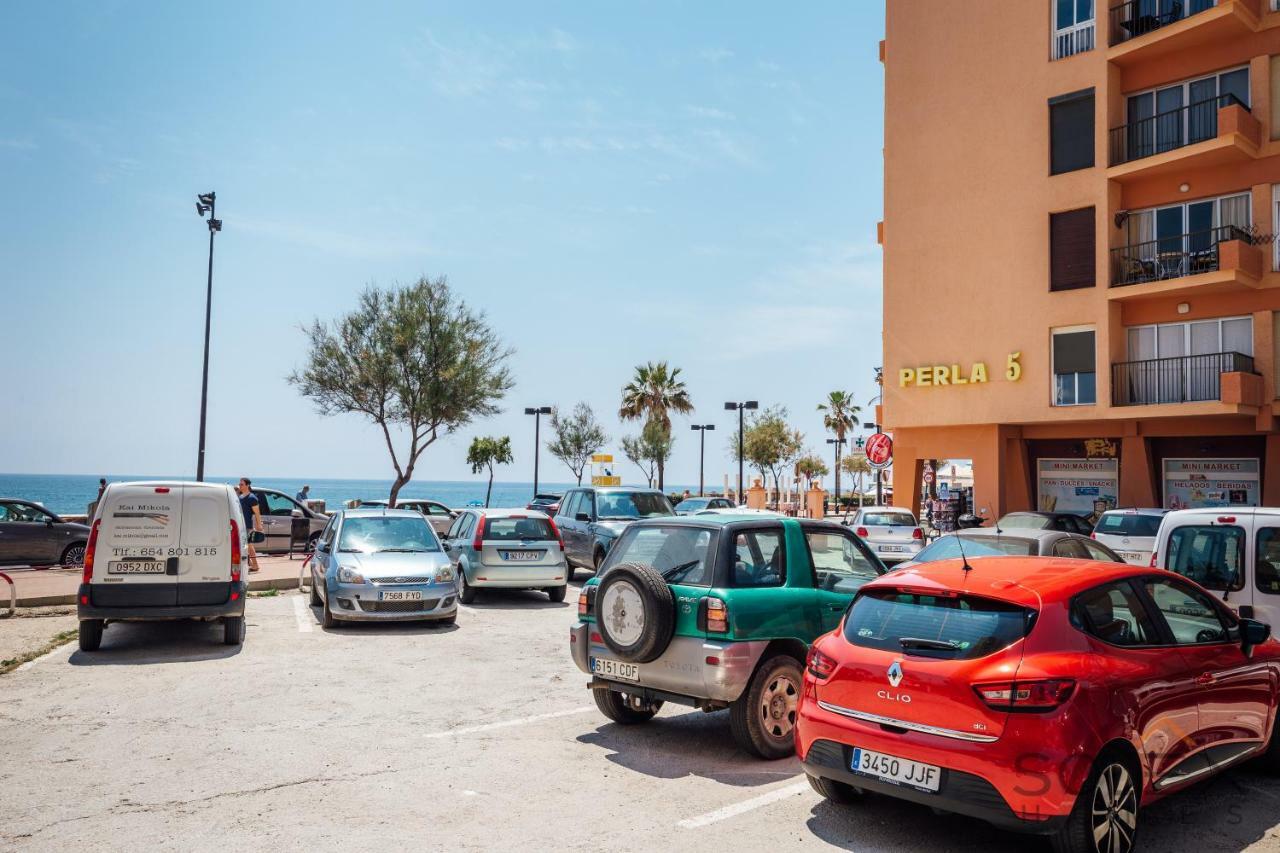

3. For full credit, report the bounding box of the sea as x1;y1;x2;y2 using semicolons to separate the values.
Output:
0;473;703;515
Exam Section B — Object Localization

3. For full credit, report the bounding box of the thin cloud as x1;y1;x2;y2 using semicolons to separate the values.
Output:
699;47;734;63
685;105;735;121
235;216;435;260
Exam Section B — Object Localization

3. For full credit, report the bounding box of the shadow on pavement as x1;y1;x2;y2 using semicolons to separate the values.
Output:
463;587;572;611
68;619;242;666
577;708;800;788
304;602;460;635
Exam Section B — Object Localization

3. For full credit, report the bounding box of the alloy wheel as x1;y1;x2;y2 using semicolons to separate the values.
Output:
759;672;799;740
63;545;85;567
1091;763;1137;853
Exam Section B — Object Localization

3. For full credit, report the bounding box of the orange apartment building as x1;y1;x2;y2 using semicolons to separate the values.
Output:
883;0;1280;520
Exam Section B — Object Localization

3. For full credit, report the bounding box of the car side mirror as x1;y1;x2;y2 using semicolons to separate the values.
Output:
292;509;304;518
576;512;590;522
315;542;329;553
441;542;452;551
46;518;55;526
1241;618;1270;658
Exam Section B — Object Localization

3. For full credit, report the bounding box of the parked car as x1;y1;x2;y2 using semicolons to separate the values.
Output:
845;506;923;564
674;496;735;515
526;493;562;516
997;510;1094;536
554;486;675;579
570;516;886;758
442;509;569;603
1092;508;1168;565
307;508;457;628
77;481;247;650
0;498;91;566
895;528;1123;569
247;487;328;553
357;498;456;536
798;556;1280;852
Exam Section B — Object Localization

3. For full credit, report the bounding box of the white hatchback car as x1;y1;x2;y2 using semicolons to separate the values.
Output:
846;506;923;564
441;509;569;603
1091;508;1167;565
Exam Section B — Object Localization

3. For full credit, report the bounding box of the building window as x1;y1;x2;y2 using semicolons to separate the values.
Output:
1120;65;1250;161
1050;207;1096;291
1050;89;1095;175
1123;316;1253;404
1052;0;1095;60
1052;328;1096;406
1115;191;1252;284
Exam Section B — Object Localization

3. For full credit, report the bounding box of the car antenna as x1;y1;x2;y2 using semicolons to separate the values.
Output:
955;528;974;573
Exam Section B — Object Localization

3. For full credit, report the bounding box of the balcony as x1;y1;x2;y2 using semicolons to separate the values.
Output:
1109;226;1264;300
1111;351;1256;407
1107;95;1261;180
1108;0;1261;67
1051;20;1096;60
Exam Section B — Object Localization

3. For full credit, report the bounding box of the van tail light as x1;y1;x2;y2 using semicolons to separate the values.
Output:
1090;532;1097;540
547;517;566;551
911;527;923;540
807;647;836;680
1149;550;1158;568
702;597;729;633
973;679;1075;712
230;519;242;582
82;519;101;584
855;527;868;538
1218;516;1236;524
473;516;487;551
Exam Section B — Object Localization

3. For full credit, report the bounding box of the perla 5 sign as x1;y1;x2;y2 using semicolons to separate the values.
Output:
899;353;1021;388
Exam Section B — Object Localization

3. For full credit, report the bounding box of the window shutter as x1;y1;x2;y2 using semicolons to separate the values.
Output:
1050;89;1095;174
1050;207;1096;291
1053;330;1096;374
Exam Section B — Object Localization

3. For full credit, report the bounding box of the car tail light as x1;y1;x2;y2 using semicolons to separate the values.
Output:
1090;532;1097;539
807;647;836;680
82;519;101;584
855;527;868;538
230;519;242;582
703;597;729;633
1218;516;1236;524
1149;550;1158;568
473;516;487;551
578;590;589;616
154;487;170;493
973;679;1075;712
911;527;923;540
547;517;566;551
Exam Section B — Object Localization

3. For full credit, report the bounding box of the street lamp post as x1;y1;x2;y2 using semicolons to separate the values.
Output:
524;406;552;497
826;436;846;509
690;424;715;496
723;401;758;505
194;192;222;482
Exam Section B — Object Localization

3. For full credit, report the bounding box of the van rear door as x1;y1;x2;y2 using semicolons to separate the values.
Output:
91;484;184;607
176;484;234;605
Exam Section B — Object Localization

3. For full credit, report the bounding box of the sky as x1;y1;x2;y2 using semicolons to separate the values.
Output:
0;1;886;489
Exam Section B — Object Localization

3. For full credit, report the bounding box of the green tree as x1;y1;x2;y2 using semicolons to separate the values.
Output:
733;405;803;498
841;455;873;507
547;402;608;485
290;277;513;507
618;361;693;492
620;421;674;488
467;435;513;507
795;453;829;490
817;390;861;503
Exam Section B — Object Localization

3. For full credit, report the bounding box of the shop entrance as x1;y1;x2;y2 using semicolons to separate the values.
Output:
923;459;973;535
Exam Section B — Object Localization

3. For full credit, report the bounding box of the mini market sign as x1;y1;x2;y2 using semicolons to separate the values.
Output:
899;353;1022;388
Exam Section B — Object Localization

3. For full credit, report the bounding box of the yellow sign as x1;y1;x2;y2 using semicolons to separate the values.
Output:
591;454;614;463
591;475;621;486
900;353;1020;388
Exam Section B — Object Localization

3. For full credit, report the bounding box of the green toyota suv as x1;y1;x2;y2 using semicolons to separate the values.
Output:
570;514;886;758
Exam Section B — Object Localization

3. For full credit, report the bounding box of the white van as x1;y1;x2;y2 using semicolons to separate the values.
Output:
1152;507;1280;629
77;481;248;651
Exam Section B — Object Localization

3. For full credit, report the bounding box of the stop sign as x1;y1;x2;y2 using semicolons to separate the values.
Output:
865;432;893;468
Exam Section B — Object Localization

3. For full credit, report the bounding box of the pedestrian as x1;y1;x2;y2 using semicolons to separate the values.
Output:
97;478;107;502
295;484;310;503
237;477;263;573
682;489;692;501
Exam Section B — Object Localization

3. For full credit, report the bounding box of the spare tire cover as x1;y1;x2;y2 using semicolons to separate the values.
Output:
596;561;676;664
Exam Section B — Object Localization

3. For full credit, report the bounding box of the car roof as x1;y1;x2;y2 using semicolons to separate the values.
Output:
575;486;664;494
1098;507;1167;516
856;505;910;513
338;507;430;519
1163;507;1280;519
471;508;550;519
1002;510;1087;519
962;527;1072;542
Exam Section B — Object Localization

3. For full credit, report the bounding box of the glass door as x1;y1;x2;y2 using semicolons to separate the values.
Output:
1155;86;1184;153
1188;78;1217;144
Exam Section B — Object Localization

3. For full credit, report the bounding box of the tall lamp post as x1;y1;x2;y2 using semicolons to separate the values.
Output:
723;400;758;504
194;192;222;482
690;424;715;496
826;436;846;509
524;406;552;497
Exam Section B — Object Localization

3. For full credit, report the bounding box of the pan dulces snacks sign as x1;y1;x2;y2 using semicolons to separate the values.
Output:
1163;458;1259;509
1036;459;1118;516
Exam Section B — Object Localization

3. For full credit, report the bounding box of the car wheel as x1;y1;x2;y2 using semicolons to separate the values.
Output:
457;569;476;604
593;548;606;573
806;773;863;804
595;561;675;663
309;573;322;607
61;542;87;567
1261;711;1280;773
592;687;662;724
546;585;567;603
78;619;103;652
730;654;803;760
1050;754;1139;853
321;595;337;629
223;615;245;646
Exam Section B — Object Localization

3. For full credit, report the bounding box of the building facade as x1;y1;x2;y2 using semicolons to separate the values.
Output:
883;0;1280;520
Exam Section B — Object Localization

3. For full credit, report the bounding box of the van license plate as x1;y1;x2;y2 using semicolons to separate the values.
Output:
851;747;941;792
382;590;423;601
107;561;165;574
500;550;543;561
590;657;640;683
879;545;905;553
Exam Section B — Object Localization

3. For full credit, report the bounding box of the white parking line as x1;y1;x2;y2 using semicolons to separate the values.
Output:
423;706;594;739
292;595;313;633
677;779;809;829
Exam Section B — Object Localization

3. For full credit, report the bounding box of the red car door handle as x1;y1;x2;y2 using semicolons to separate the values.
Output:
1196;673;1216;686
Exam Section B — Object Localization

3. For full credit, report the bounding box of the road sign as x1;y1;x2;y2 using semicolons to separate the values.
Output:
923;469;935;485
939;482;950;500
865;433;893;469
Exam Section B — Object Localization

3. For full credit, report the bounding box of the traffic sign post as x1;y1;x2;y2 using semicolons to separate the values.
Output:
865;432;893;469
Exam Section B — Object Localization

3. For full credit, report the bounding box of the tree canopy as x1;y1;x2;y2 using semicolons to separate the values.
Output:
621;420;674;489
467;435;513;507
618;361;692;491
547;402;608;485
733;405;803;494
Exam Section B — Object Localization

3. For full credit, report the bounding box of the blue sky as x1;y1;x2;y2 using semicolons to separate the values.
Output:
0;1;885;489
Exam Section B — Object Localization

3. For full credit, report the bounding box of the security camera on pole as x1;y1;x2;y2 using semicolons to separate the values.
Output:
194;192;222;482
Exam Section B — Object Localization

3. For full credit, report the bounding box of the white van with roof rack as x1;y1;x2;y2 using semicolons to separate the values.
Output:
1151;507;1280;628
77;481;248;651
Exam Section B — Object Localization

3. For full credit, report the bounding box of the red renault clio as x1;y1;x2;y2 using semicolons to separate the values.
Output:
797;555;1280;853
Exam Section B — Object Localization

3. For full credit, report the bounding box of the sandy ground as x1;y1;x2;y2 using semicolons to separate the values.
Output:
2;587;1280;851
0;607;77;670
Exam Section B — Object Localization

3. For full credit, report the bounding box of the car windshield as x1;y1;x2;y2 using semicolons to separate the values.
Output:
845;588;1035;660
1095;513;1163;538
913;535;1037;562
595;492;674;520
602;525;718;586
861;511;916;526
484;517;557;541
999;514;1052;530
338;516;440;553
676;499;708;511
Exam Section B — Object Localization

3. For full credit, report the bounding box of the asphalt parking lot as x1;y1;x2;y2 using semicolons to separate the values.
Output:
4;585;1280;851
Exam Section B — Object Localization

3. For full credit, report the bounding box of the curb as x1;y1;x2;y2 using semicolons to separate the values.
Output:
13;574;305;610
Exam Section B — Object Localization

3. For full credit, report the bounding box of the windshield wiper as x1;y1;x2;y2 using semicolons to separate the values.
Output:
661;560;701;580
899;637;962;651
338;547;363;553
598;515;637;521
376;548;428;553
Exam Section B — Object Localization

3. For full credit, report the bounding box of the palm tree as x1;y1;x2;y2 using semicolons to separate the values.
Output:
618;361;693;491
817;391;861;505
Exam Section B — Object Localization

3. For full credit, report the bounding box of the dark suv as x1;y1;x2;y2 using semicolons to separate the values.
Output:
554;487;674;579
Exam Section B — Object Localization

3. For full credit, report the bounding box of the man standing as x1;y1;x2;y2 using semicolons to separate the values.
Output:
238;477;263;574
97;478;107;502
295;484;310;503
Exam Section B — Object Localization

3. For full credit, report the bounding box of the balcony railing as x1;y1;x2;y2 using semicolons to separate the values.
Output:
1109;94;1246;165
1109;0;1217;44
1111;225;1252;286
1111;351;1254;406
1052;20;1096;59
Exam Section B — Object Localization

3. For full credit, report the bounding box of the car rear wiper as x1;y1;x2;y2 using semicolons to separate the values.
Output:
661;560;701;580
899;637;962;651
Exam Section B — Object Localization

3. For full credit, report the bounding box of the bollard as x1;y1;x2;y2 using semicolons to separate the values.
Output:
0;572;13;617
